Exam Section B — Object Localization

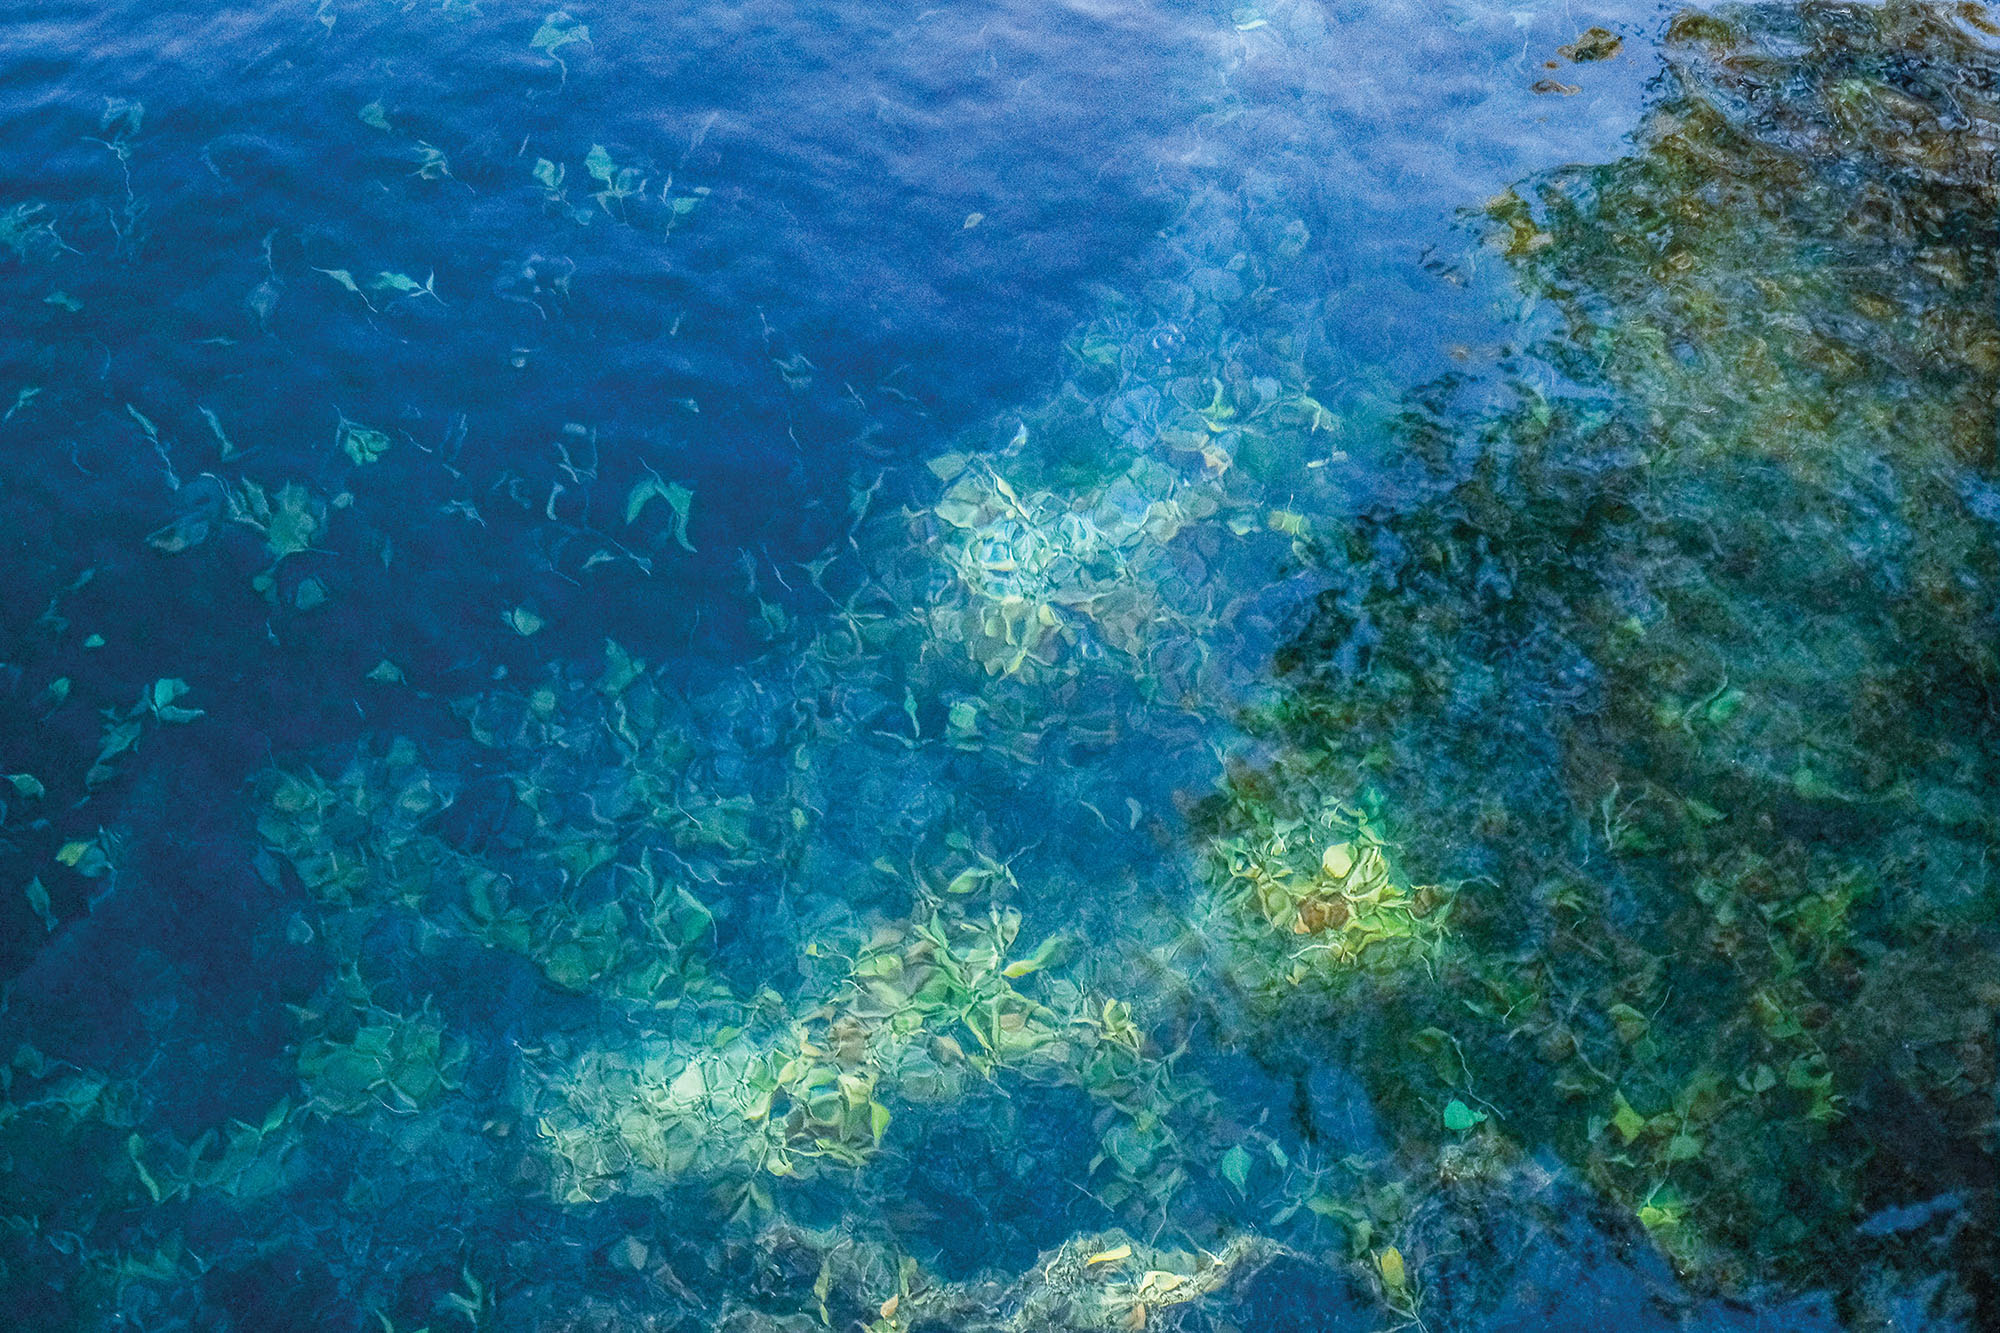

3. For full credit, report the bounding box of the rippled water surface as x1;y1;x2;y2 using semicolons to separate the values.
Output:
1;0;1994;1329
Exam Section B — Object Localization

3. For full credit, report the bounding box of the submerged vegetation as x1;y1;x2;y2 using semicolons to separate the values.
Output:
1200;770;1453;995
1259;0;2000;1312
1;0;1995;1329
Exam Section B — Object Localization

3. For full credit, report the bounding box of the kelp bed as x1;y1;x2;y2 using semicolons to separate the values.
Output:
2;2;1998;1331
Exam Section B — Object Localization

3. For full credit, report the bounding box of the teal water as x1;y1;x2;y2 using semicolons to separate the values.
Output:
1;1;1995;1329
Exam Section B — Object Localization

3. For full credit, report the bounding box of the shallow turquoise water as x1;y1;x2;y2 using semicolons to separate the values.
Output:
1;1;1994;1329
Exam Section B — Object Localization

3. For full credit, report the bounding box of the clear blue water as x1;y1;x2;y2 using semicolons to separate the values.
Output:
1;0;1994;1328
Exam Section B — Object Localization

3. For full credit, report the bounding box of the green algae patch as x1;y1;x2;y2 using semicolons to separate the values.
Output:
924;455;1214;683
521;893;1188;1216
1199;769;1453;996
296;975;467;1118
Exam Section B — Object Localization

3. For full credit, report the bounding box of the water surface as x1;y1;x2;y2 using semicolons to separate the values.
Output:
1;0;1994;1329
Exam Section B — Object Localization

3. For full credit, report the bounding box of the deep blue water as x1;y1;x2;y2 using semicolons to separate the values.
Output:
0;0;1655;1019
2;0;1994;1329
